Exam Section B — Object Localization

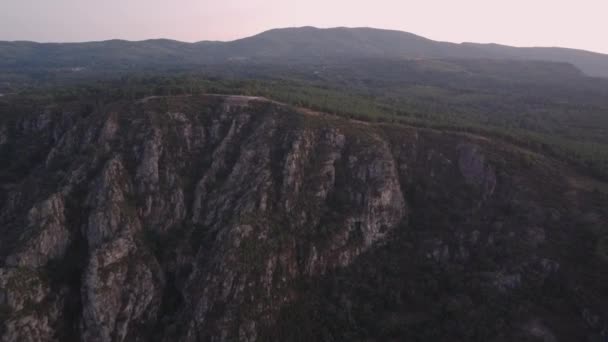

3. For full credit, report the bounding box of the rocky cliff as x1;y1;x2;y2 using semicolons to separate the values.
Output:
0;95;607;341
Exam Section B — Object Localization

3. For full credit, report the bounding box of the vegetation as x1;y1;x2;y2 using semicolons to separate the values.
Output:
2;27;608;77
2;53;608;340
3;58;608;180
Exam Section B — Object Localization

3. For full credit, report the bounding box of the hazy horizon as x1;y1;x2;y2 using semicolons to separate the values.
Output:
1;0;607;54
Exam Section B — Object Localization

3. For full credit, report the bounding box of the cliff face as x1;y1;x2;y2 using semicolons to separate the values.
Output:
0;95;607;341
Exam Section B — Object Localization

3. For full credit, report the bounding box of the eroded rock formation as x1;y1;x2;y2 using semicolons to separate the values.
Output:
0;96;607;341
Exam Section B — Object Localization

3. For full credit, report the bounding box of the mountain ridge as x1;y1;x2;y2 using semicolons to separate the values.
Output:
2;26;608;77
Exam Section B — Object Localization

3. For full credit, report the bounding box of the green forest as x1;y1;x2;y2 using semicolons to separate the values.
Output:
2;58;608;180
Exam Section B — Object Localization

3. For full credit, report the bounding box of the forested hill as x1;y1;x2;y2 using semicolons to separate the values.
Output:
2;26;608;77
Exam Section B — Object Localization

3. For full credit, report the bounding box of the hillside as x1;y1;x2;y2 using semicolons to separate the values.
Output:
4;65;608;183
2;27;608;77
1;94;607;341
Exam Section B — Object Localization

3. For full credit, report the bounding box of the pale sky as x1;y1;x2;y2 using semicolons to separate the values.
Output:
1;0;607;54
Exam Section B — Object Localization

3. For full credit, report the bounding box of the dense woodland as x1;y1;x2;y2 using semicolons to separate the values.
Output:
2;57;608;181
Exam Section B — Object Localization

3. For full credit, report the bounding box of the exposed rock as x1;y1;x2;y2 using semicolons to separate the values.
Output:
85;157;132;247
0;268;49;313
80;237;161;342
6;194;69;268
0;95;606;341
0;268;64;342
0;125;6;146
136;128;162;192
458;143;496;198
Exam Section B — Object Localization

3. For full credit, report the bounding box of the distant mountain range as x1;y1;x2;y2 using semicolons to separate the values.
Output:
2;26;608;78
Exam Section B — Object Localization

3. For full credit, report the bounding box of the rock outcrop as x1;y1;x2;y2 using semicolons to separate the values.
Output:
0;95;607;341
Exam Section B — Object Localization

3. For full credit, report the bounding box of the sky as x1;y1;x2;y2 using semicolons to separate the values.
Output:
1;0;607;54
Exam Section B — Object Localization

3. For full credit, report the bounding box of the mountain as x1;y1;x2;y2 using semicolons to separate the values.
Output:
1;94;607;341
2;26;608;77
219;26;487;60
